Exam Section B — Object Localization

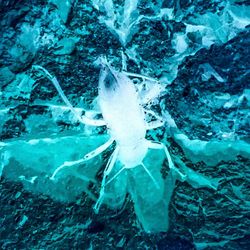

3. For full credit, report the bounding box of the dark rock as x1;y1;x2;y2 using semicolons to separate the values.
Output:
0;67;15;87
87;220;105;234
157;235;195;250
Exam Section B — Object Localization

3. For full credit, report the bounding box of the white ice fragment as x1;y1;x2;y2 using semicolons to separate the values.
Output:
28;139;40;145
18;215;28;228
172;33;188;53
185;24;206;33
19;175;38;183
0;151;10;180
228;4;250;29
43;138;53;143
200;63;225;83
159;8;174;20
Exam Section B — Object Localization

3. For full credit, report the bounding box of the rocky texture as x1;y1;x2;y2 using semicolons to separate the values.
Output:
0;67;15;87
0;0;250;249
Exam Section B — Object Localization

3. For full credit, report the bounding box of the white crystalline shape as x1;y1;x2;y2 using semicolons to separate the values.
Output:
173;33;188;54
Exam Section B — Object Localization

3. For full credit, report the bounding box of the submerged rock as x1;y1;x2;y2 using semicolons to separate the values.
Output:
50;0;73;24
0;67;15;87
53;37;77;55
